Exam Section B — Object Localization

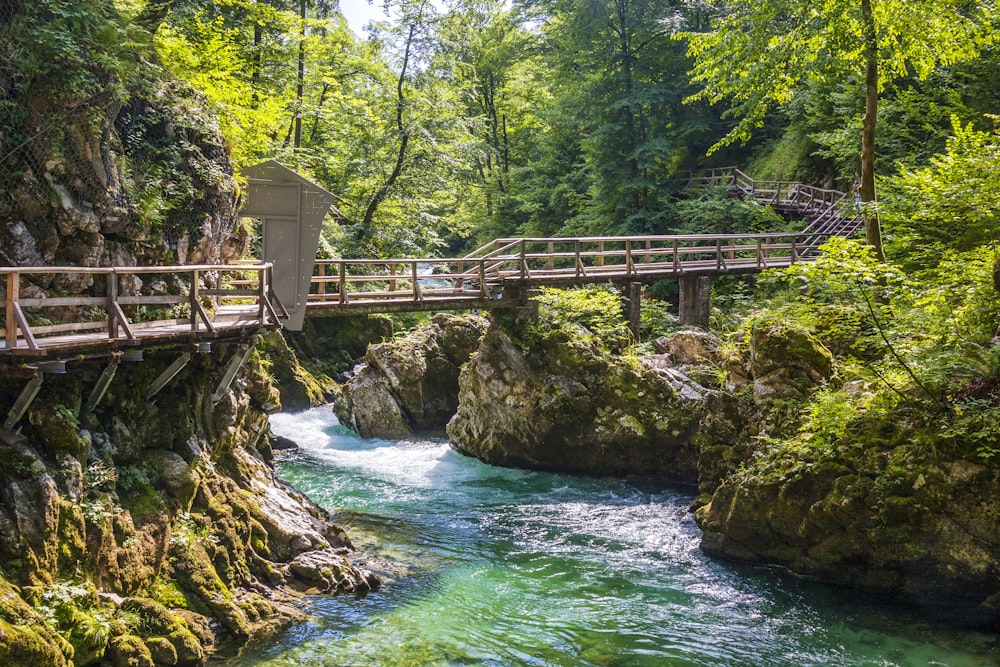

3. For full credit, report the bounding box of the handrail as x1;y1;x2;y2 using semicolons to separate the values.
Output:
2;263;280;353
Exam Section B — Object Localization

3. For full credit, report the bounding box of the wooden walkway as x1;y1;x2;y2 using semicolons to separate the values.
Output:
307;230;827;315
2;169;863;355
1;264;285;356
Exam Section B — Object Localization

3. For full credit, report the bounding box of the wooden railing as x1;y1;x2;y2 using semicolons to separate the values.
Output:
1;263;282;354
306;231;828;313
680;167;862;252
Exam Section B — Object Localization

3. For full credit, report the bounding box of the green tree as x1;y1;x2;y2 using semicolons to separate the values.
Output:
681;0;994;261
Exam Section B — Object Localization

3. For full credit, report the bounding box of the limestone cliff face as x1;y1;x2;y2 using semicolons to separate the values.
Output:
335;314;489;439
1;0;246;292
446;319;743;482
0;348;379;666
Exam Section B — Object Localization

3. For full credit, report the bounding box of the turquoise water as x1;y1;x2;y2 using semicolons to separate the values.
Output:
226;407;998;667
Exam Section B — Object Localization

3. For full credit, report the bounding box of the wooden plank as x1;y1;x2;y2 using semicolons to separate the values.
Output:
19;296;105;308
13;303;38;351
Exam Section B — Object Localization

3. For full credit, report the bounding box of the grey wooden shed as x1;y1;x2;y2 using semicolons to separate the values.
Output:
239;160;337;331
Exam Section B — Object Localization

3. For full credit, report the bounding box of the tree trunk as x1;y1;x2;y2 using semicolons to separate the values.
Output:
361;21;417;229
860;0;886;262
294;0;307;152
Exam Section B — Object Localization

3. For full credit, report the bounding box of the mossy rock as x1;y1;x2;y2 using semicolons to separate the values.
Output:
108;634;154;667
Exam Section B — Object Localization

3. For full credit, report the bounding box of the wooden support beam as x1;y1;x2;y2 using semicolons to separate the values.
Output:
83;360;120;420
3;372;43;433
678;276;711;328
147;353;192;401
13;303;38;351
627;282;642;342
6;272;18;349
212;342;257;404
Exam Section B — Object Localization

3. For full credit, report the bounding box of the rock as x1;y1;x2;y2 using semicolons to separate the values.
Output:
108;634;154;667
652;330;721;365
747;319;833;417
447;318;737;481
268;434;298;451
258;331;326;411
335;314;488;438
144;450;199;509
145;636;178;666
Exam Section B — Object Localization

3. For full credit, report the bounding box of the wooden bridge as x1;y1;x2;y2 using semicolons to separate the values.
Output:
1;168;861;357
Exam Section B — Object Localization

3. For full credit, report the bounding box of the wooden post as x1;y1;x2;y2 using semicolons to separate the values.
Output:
389;263;397;293
625;242;633;276
672;240;679;273
627;282;641;342
678;276;711;328
412;262;423;301
574;240;581;278
547;242;554;271
339;262;348;304
108;272;119;339
598;241;605;267
644;240;651;264
191;269;200;331
5;272;17;349
317;262;326;296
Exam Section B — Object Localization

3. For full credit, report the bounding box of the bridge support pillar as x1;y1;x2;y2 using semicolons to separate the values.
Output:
627;282;642;342
678;276;711;328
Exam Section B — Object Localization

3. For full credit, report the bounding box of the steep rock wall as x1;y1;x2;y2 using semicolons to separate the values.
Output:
0;347;379;665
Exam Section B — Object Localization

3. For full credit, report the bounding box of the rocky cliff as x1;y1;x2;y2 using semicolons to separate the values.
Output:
0;348;379;666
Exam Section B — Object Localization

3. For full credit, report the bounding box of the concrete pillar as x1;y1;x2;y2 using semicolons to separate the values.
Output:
627;282;642;342
678;276;711;328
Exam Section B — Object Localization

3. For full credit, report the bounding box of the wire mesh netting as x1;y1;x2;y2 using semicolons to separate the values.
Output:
0;0;248;330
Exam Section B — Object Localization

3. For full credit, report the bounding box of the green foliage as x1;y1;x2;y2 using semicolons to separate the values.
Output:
757;237;910;359
680;0;992;154
667;187;789;235
528;286;631;353
882;120;1000;270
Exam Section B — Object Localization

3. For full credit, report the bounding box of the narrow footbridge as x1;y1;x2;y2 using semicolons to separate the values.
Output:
1;168;861;357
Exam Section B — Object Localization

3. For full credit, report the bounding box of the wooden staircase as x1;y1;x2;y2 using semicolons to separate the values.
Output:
682;167;863;256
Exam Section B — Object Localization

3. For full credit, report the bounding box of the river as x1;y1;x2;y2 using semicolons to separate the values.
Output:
224;407;998;667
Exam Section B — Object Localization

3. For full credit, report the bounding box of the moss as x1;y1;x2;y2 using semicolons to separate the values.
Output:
108;633;154;667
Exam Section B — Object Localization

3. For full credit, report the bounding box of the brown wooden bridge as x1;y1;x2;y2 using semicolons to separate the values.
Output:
1;167;861;358
0;168;861;440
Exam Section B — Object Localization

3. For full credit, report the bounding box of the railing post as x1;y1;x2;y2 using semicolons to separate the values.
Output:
644;240;651;264
547;242;554;271
339;262;348;305
757;238;763;268
791;237;798;263
625;241;633;276
317;262;326;296
479;261;487;298
672;240;679;273
574;240;581;278
412;262;423;301
389;262;397;293
257;266;267;323
108;271;118;339
520;240;527;279
191;269;200;331
5;272;17;349
598;240;605;267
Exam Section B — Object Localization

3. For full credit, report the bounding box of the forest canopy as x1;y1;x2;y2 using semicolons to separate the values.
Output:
2;0;999;262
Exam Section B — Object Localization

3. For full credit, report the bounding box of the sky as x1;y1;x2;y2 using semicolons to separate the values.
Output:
339;0;391;34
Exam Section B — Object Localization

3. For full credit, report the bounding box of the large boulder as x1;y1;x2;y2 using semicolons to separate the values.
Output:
446;319;739;482
697;450;1000;628
335;314;488;438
